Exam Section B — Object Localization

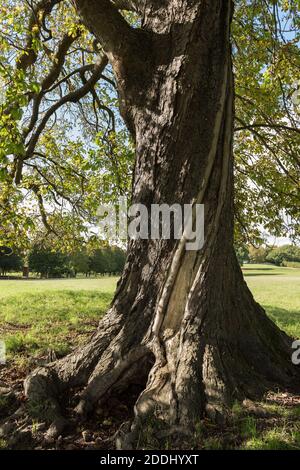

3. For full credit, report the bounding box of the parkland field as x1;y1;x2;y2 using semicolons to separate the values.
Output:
0;264;299;450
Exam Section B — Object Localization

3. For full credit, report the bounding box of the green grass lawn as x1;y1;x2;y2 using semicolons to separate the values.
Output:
1;264;299;362
0;277;118;361
243;264;300;338
0;265;299;450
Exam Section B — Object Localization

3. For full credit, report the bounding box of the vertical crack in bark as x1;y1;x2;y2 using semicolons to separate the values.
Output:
151;45;230;340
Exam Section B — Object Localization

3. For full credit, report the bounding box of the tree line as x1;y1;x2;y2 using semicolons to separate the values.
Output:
0;245;126;278
236;244;300;267
1;243;299;277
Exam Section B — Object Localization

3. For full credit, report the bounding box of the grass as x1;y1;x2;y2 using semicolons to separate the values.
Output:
0;277;118;298
238;402;300;450
0;264;300;450
0;278;118;362
243;264;300;338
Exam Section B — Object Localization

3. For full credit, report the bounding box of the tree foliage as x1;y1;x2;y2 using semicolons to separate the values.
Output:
235;243;250;265
266;244;300;265
0;250;23;275
29;245;69;277
28;242;126;277
0;0;299;250
89;246;126;275
233;0;300;244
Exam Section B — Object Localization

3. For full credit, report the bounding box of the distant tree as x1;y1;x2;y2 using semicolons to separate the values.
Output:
266;245;300;267
70;251;90;277
109;247;126;274
89;249;108;275
248;246;268;264
235;244;250;266
102;247;116;274
89;246;126;275
29;246;69;278
0;251;23;276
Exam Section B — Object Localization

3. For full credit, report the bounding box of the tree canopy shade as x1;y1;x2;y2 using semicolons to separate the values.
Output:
0;0;300;449
0;0;299;251
0;247;22;275
0;245;13;256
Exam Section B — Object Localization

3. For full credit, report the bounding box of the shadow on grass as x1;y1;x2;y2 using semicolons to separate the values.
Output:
230;398;300;450
0;290;114;359
243;267;281;277
243;272;281;277
263;305;300;338
244;267;275;271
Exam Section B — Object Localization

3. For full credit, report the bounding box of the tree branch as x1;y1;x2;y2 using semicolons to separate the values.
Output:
45;64;95;94
25;56;108;161
236;117;300;186
235;122;300;135
41;31;82;91
17;0;62;71
72;0;138;60
31;184;58;236
24;31;82;138
13;56;108;184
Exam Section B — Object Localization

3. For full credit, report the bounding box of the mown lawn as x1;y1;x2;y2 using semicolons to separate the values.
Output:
0;278;118;362
243;264;300;339
0;265;299;450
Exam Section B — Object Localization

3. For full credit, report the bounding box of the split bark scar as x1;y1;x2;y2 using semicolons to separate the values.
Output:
151;37;230;340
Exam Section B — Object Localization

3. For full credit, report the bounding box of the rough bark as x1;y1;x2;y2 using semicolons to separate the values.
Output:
22;0;299;448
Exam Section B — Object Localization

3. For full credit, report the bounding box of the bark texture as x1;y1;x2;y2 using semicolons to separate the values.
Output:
23;0;299;447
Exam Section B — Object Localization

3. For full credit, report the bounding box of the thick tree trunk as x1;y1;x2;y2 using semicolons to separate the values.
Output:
23;0;299;447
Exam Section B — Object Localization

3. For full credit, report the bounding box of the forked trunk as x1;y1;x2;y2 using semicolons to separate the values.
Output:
23;0;299;447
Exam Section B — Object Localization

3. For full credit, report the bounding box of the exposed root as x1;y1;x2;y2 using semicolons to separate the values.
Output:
2;303;299;450
22;308;124;433
74;345;150;417
19;291;299;449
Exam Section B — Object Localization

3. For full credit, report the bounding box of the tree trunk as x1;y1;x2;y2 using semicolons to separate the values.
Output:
24;0;299;447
